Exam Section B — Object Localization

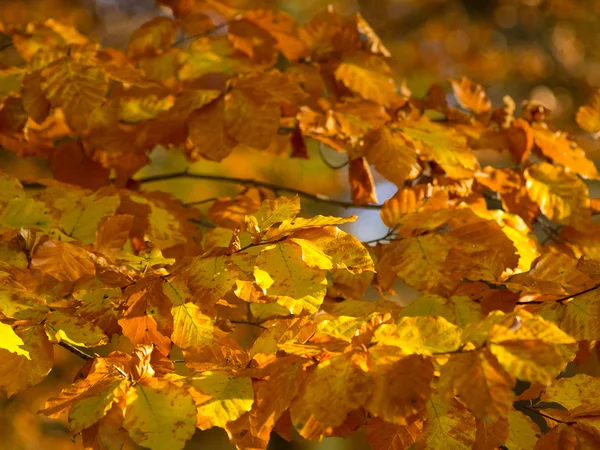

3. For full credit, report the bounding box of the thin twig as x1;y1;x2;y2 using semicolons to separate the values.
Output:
173;15;241;47
363;228;396;245
523;405;574;425
230;320;267;330
59;341;94;361
136;171;384;210
516;283;600;305
184;197;219;207
319;142;349;170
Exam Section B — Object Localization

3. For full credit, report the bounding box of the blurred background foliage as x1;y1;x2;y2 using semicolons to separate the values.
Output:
2;0;600;449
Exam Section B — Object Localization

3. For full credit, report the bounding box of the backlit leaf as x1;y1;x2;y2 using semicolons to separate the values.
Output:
124;377;196;450
190;371;254;429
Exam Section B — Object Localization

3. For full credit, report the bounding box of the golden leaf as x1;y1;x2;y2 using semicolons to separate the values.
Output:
443;351;514;422
524;163;591;227
187;97;236;162
335;55;396;107
0;324;53;397
373;316;462;355
450;77;491;115
127;17;178;59
31;239;95;281
254;242;327;314
41;58;108;131
367;354;433;425
290;352;371;437
190;371;254;429
576;89;600;133
416;393;476;450
124;377;197;450
349;156;378;205
366;417;423;450
362;126;419;186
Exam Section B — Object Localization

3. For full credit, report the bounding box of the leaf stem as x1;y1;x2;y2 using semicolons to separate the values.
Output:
516;283;600;305
230;320;267;330
58;341;94;361
136;171;384;210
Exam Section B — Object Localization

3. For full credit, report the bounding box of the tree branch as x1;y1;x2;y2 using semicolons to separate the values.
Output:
516;283;600;305
136;171;384;210
173;14;242;47
58;341;94;361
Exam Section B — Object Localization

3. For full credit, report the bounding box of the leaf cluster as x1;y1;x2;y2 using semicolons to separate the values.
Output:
2;1;600;449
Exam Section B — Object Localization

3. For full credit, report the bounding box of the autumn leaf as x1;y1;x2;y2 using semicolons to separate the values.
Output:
190;371;254;429
450;77;491;115
31;239;96;281
335;55;396;107
576;89;600;133
41;58;108;131
361;126;419;186
524;162;591;227
290;352;371;437
416;393;476;450
254;241;328;314
123;377;197;450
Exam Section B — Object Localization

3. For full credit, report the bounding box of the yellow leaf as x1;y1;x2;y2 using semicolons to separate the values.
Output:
335;56;396;107
0;324;53;397
504;410;541;450
118;93;175;123
46;310;109;347
0;68;24;100
534;423;578;450
43;358;125;432
170;303;213;349
31;239;96;281
41;58;108;131
278;215;357;233
532;126;598;179
400;295;482;328
576;89;600;133
366;417;423;450
68;380;126;434
245;196;301;242
524;163;591;227
127;17;178;59
0;322;29;359
367;354;433;425
399;118;479;179
317;312;383;343
541;373;600;412
227;356;307;448
488;311;577;385
124;377;197;450
60;192;120;244
416;393;476;450
254;242;328;314
474;417;509;450
190;371;254;429
187;97;235;162
450;77;491;115
290;352;371;437
0;198;53;231
290;226;374;274
443;351;514;422
248;317;316;357
361;126;419;186
373;316;462;355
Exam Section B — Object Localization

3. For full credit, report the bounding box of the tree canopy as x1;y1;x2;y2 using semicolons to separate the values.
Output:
2;1;600;449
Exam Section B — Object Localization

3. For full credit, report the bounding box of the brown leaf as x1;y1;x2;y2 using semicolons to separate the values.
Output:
349;157;378;205
31;239;96;282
